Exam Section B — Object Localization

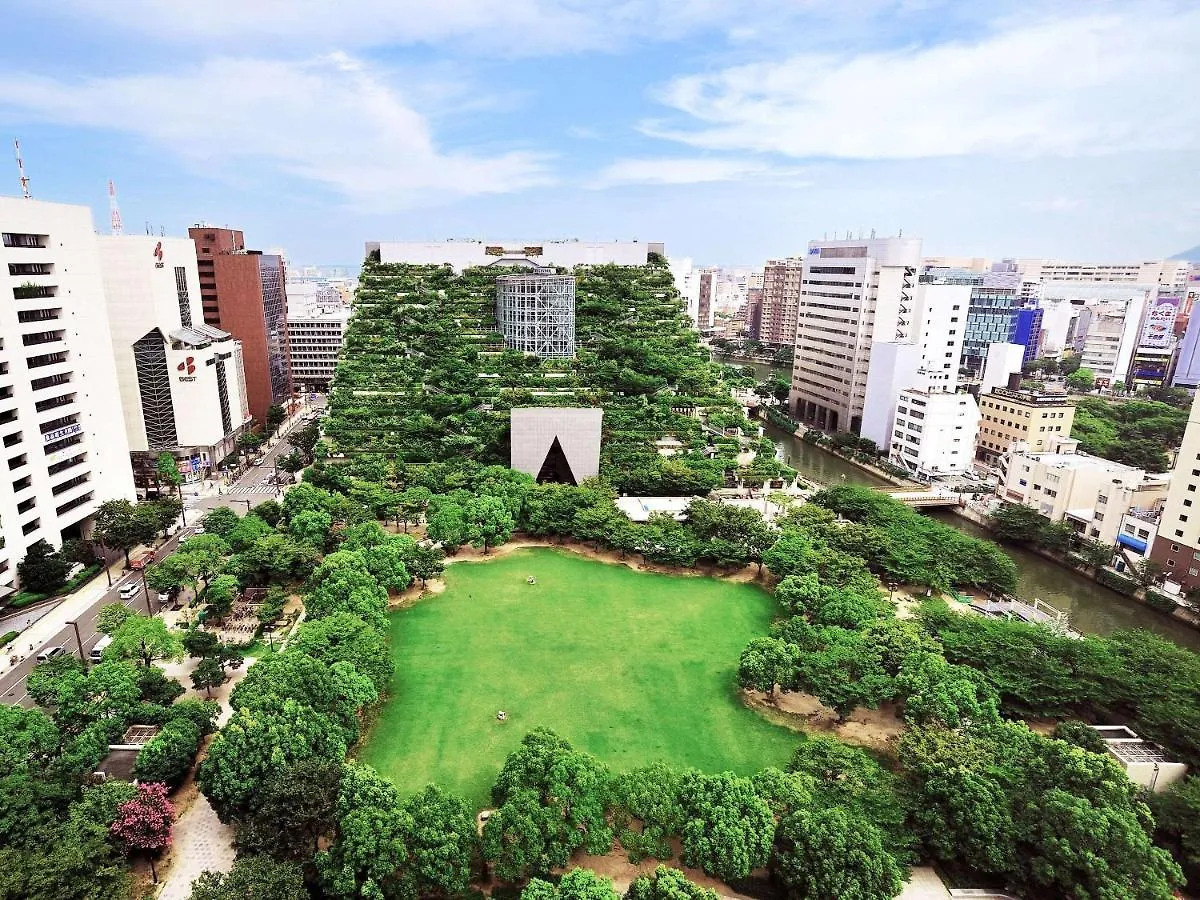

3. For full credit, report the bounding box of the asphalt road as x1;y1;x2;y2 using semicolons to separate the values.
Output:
0;401;325;708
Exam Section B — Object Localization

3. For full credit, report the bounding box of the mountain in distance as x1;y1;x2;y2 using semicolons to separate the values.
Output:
1172;245;1200;261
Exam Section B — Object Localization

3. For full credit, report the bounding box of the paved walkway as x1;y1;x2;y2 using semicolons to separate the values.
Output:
158;794;235;900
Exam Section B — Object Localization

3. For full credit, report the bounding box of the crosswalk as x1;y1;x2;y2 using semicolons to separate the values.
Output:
226;484;274;495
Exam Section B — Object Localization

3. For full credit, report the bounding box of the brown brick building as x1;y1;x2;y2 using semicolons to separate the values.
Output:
189;227;292;426
758;258;803;346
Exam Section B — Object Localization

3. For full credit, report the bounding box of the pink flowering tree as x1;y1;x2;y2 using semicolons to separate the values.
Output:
110;781;175;882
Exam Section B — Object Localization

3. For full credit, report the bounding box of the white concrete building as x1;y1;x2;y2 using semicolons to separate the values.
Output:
97;235;251;495
790;236;923;434
1038;283;1156;367
1008;258;1190;293
860;280;970;451
980;342;1027;395
0;199;136;590
890;389;980;480
368;239;663;272
999;438;1169;546
1072;296;1150;385
287;306;349;392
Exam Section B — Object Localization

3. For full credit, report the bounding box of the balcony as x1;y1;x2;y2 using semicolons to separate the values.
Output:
8;263;53;277
21;329;65;348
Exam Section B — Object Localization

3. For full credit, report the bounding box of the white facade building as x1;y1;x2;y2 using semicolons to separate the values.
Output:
1009;258;1190;293
891;389;980;480
287;307;349;392
0;199;136;590
790;236;923;434
999;438;1169;546
860;280;970;450
368;239;663;272
97;235;251;494
980;342;1027;394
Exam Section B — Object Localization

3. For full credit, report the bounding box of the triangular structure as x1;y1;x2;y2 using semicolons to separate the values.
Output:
536;436;577;485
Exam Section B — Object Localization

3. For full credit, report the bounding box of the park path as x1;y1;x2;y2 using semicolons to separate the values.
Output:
154;657;254;898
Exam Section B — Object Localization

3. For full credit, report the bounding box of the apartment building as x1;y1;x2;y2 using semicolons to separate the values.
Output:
697;269;714;330
1000;438;1168;546
1009;258;1190;294
97;235;251;495
976;386;1075;464
790;236;923;434
757;258;803;346
190;226;292;425
890;389;980;480
0;199;136;591
1150;392;1200;592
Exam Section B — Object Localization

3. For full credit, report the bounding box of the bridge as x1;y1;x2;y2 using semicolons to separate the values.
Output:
880;488;961;508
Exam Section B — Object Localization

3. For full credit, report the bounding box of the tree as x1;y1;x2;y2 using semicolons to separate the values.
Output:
737;637;797;698
897;652;1000;729
278;449;306;474
182;628;220;659
625;867;718;900
398;487;432;532
291;612;395;692
289;509;334;550
266;404;287;434
678;771;774;882
95;602;135;636
1053;720;1109;754
524;869;618;900
188;856;310;900
464;495;514;553
1066;366;1096;392
110;782;174;882
239;431;265;453
426;501;471;552
316;761;412;900
407;544;445;587
773;808;903;900
1075;538;1113;571
226;514;274;553
204;573;240;621
233;534;320;585
201;506;241;539
404;784;479;897
133;718;202;788
987;502;1055;546
192;657;228;698
251;500;283;527
1134;558;1165;589
156;452;183;501
199;698;348;821
92;499;157;568
107;615;184;668
238;758;342;862
146;496;184;537
17;539;71;594
1151;775;1200;888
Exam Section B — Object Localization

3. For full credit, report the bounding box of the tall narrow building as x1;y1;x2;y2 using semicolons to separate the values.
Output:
0;199;136;591
189;226;292;425
758;258;803;346
790;237;922;433
1150;391;1200;592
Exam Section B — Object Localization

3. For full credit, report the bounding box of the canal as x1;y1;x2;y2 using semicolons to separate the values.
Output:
726;357;1200;648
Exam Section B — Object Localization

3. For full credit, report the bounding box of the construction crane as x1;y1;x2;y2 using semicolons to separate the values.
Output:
108;179;124;235
13;139;30;199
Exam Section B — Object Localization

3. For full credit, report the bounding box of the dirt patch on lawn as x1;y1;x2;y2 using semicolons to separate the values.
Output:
566;849;762;900
743;689;905;753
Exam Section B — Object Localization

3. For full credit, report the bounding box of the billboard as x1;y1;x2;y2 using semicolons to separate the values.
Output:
1140;294;1181;349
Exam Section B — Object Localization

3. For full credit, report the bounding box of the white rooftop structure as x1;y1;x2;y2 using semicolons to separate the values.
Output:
510;407;602;485
368;240;664;273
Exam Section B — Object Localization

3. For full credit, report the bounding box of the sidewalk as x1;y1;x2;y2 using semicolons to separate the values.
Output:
0;558;135;676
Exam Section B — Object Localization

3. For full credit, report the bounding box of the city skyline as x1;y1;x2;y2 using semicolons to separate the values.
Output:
0;1;1198;266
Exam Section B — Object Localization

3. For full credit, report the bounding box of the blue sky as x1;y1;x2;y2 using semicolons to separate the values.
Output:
2;0;1199;266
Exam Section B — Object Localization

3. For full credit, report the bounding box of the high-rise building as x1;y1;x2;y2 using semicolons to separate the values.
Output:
1150;391;1200;591
97;235;251;495
757;258;803;346
189;226;293;425
923;269;1028;376
697;269;714;330
0;199;136;591
790;237;923;433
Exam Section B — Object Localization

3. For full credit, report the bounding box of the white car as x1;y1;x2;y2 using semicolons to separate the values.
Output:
118;583;139;600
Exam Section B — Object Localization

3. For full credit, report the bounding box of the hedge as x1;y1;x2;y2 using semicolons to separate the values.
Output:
1094;568;1140;597
1145;590;1179;614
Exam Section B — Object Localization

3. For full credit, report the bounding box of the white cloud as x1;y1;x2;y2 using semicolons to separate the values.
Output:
644;7;1200;159
590;157;809;188
2;54;551;210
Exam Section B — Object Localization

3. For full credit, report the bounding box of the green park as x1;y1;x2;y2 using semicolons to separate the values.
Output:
361;548;798;805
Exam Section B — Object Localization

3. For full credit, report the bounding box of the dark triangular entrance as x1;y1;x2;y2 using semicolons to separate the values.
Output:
536;436;577;485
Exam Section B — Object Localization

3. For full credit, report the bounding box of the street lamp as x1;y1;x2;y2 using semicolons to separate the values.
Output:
67;620;85;666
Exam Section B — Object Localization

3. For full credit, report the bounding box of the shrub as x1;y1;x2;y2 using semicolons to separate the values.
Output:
133;718;202;787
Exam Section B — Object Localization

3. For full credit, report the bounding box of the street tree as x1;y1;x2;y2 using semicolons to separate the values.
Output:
200;507;241;538
191;657;227;698
94;602;135;637
266;404;287;434
238;758;343;862
156;452;183;502
92;499;156;568
773;807;903;900
107;615;184;668
625;867;718;900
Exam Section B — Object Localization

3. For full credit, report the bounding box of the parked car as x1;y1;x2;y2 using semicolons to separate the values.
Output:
119;583;139;600
89;635;112;663
36;646;65;662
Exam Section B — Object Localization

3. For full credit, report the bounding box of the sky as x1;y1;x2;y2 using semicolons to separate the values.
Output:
2;0;1199;267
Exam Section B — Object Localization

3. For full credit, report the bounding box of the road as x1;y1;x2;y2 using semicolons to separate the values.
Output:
0;400;324;707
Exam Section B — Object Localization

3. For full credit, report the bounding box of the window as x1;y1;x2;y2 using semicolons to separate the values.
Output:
1177;531;1185;539
1190;484;1197;492
1183;515;1190;523
1187;499;1194;507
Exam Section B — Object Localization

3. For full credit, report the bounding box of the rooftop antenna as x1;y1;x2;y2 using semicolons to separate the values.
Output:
107;180;124;235
13;139;31;199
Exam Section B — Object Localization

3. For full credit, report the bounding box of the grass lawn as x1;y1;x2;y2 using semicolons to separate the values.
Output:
359;547;798;807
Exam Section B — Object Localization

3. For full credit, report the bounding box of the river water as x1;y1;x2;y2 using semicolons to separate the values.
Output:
724;357;1200;648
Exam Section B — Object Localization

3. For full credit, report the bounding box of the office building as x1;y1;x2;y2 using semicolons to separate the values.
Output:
1173;307;1200;390
790;236;923;434
0;199;136;591
1000;437;1168;546
757;258;803;346
697;269;714;330
1150;392;1200;592
890;389;980;480
979;343;1028;395
368;239;663;272
190;226;293;425
287;306;349;392
97;235;251;494
495;272;576;358
921;269;1027;376
976;386;1075;464
1006;258;1190;294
